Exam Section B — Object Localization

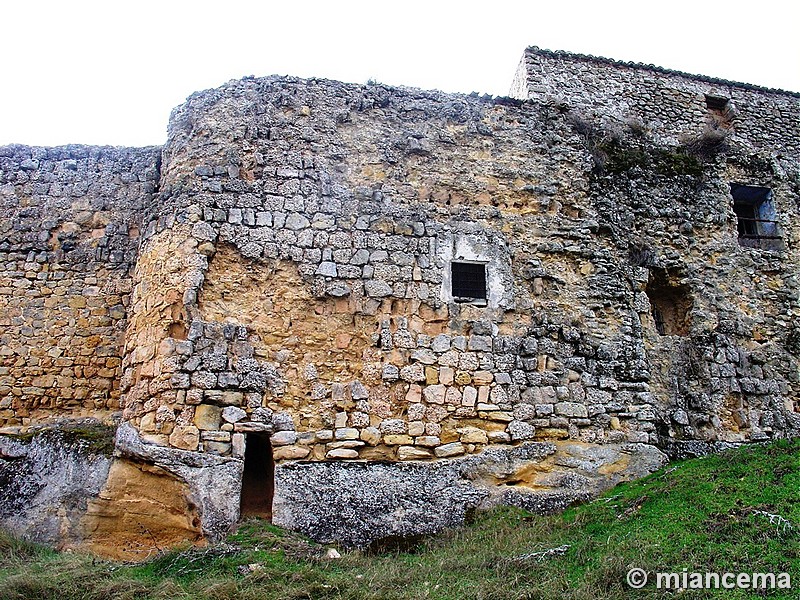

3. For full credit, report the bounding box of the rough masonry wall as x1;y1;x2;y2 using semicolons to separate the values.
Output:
511;47;800;168
120;72;800;478
0;145;160;427
3;52;800;553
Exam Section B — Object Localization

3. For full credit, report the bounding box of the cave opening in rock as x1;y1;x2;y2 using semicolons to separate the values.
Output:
239;433;274;520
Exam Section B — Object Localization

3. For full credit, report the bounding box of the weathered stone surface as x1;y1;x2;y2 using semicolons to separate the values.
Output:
326;448;359;459
169;425;200;451
194;405;222;430
271;431;298;446
221;406;246;423
434;442;465;458
397;446;433;461
272;440;667;548
273;445;310;461
3;47;800;556
114;423;242;543
0;423;113;548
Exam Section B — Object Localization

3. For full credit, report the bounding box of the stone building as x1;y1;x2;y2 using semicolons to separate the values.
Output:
1;47;799;558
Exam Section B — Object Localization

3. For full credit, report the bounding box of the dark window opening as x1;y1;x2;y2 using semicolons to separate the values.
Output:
645;269;693;337
705;95;729;111
730;183;781;249
451;261;487;302
239;433;274;520
705;94;733;130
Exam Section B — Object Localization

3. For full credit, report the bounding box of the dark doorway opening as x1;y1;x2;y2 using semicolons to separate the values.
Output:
239;433;274;520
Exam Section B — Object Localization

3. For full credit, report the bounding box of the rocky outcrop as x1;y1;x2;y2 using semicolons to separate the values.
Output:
273;441;667;548
0;421;114;547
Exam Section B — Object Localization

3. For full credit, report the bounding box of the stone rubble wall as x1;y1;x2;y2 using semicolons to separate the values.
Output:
120;73;800;471
512;47;800;171
0;145;160;427
1;51;800;553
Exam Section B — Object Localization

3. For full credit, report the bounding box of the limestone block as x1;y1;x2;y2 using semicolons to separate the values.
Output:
555;402;589;418
316;429;334;441
462;386;478;407
458;427;488;444
384;434;413;445
513;404;537;421
407;421;425;436
326;448;359;459
232;433;245;457
360;427;382;445
445;387;462;405
365;280;392;297
434;442;465;458
439;367;454;385
271;431;298;446
233;421;272;433
204;441;231;454
194;405;222;430
423;384;446;404
407;402;425;421
468;336;492;352
274;445;311;461
425;366;439;385
335;428;360;440
507;420;536;441
431;334;451;353
488;431;511;443
272;413;295;431
327;440;365;450
221;406;246;423
405;384;423;402
473;371;494;385
415;436;440;447
398;446;433;461
379;419;407;434
191;371;217;389
169;425;200;450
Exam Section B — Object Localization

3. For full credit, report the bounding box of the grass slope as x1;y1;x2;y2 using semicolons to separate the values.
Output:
1;439;798;599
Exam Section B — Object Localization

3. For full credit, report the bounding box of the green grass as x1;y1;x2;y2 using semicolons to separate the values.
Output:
1;439;798;599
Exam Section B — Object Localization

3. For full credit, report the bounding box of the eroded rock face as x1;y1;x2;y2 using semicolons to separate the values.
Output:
273;441;667;548
81;458;203;560
0;424;113;547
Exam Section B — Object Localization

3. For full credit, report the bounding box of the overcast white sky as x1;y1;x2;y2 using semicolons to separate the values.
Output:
1;0;798;147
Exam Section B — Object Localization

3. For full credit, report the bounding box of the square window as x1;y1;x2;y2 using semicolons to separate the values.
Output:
705;94;729;112
730;184;780;249
451;262;487;302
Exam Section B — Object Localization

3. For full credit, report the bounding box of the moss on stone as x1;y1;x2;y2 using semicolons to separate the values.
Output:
593;139;703;177
56;424;117;456
0;422;116;456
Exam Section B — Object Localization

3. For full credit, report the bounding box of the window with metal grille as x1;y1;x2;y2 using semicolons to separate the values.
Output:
451;262;487;301
731;184;780;249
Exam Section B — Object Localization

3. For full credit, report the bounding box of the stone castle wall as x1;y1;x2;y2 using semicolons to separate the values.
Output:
121;72;800;467
511;47;800;166
2;49;800;554
0;145;160;426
